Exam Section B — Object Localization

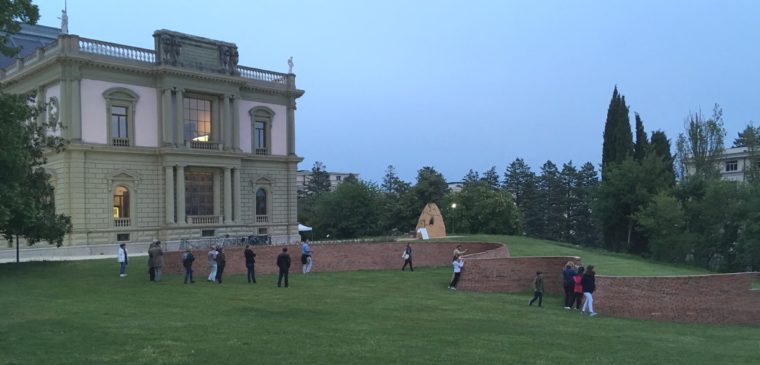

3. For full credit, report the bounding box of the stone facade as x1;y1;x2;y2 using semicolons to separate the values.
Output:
0;26;304;246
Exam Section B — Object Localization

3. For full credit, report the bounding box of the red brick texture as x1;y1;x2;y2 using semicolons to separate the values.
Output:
457;256;582;295
593;274;760;325
163;242;504;276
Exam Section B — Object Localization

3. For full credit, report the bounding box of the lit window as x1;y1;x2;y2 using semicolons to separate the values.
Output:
113;186;130;218
726;160;738;172
184;97;212;142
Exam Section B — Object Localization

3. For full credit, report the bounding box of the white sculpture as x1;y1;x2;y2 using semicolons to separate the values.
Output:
288;56;294;74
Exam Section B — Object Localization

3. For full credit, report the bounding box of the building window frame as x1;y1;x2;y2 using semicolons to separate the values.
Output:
103;88;139;147
726;160;738;172
183;94;217;143
252;177;273;224
249;106;274;155
109;181;136;227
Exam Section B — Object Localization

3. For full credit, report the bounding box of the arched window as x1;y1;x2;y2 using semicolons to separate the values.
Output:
113;186;130;219
256;188;267;215
249;107;274;155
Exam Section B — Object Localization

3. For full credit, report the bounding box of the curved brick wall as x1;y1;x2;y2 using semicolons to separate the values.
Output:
457;256;582;295
163;242;505;276
164;241;760;325
594;274;760;325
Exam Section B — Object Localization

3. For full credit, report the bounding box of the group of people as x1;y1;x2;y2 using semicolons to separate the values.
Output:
122;241;596;315
560;261;597;316
116;240;314;287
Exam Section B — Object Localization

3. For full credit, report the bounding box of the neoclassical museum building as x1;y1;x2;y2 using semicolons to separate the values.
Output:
0;25;305;246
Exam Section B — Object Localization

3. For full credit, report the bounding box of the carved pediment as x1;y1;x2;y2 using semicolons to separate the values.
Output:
107;169;141;191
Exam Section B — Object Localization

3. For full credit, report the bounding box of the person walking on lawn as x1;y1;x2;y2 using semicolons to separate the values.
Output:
277;247;291;288
244;244;257;283
581;265;598;316
562;262;577;309
117;243;128;277
529;271;545;307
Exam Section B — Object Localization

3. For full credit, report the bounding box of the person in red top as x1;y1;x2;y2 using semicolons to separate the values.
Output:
572;266;585;310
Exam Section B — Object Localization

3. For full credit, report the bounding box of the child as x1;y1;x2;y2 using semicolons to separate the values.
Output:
529;271;544;307
572;266;585;310
448;255;464;290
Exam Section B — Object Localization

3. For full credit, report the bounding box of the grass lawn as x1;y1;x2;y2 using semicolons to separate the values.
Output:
1;237;759;364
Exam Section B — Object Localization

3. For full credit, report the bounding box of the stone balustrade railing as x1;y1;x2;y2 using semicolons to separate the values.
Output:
1;35;293;90
78;37;156;63
236;65;289;84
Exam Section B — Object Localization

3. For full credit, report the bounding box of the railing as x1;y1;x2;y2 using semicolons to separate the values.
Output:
255;215;269;223
112;137;130;147
114;218;131;227
237;65;288;85
78;37;156;63
188;215;221;224
255;148;269;155
189;141;222;150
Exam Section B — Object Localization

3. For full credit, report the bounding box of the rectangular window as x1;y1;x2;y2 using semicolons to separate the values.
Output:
726;160;738;172
111;106;128;138
201;229;215;237
255;121;267;150
185;172;214;216
116;233;130;241
257;228;268;235
183;97;212;142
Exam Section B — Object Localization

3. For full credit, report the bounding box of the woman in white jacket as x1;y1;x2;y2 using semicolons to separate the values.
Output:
117;243;128;277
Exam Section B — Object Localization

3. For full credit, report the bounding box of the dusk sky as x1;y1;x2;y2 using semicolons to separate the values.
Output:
35;0;760;183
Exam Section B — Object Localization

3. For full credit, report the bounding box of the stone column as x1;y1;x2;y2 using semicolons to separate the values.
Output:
231;96;240;151
165;166;175;224
174;89;184;147
286;98;296;156
232;168;241;222
224;167;232;224
176;165;186;224
213;171;221;217
161;88;174;146
223;95;232;150
69;77;82;142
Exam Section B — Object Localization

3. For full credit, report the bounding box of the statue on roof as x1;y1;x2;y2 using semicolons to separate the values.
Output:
288;56;294;74
60;3;69;34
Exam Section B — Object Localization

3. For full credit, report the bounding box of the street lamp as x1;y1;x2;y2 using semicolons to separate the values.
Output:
450;203;457;234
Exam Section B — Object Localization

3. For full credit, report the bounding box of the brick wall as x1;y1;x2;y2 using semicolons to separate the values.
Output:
594;273;760;325
163;241;760;325
163;242;504;276
457;256;582;295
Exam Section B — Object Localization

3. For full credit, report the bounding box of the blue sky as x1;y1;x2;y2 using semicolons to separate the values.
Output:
35;0;760;183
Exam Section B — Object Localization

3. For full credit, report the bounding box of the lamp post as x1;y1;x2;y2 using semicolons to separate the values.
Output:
450;203;457;234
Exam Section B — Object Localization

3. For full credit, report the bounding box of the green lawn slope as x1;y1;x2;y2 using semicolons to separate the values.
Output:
0;236;758;364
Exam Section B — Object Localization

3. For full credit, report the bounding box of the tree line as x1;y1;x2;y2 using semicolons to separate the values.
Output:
299;86;760;273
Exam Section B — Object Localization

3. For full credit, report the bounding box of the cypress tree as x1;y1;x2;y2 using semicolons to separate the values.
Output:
634;113;649;162
601;86;633;180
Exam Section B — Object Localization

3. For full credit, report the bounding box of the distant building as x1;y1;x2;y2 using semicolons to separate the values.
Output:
685;147;760;182
296;170;359;192
1;24;305;245
448;181;463;193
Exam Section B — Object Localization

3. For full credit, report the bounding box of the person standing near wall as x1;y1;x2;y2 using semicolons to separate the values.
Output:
301;240;313;274
277;247;291;288
244;244;256;283
183;248;195;284
402;243;414;271
151;240;164;282
207;246;219;282
562;262;577;309
581;265;597;316
529;271;545;307
448;255;465;290
117;243;128;277
147;242;156;281
572;266;585;310
453;245;468;259
215;247;227;284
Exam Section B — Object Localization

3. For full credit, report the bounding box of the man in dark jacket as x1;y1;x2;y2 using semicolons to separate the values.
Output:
277;247;291;288
215;247;227;284
244;244;256;283
183;248;195;284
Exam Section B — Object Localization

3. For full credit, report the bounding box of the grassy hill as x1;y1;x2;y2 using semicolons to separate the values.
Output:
0;236;758;364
